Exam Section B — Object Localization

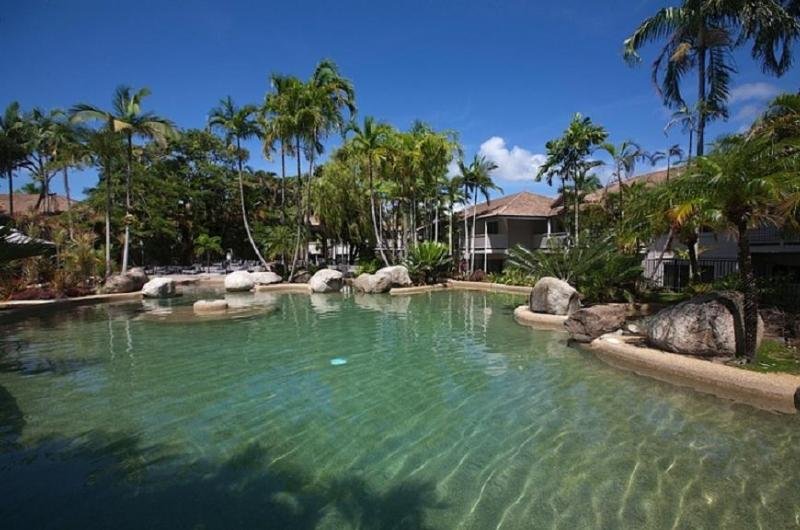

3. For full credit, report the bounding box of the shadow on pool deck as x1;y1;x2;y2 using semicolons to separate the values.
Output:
0;426;445;529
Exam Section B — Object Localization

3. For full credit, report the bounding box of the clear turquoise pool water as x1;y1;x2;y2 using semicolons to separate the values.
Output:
1;290;799;529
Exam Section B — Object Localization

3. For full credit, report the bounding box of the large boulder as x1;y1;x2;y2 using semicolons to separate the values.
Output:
352;265;412;294
193;299;228;314
309;268;344;293
642;291;764;357
565;304;629;343
99;268;149;294
250;271;282;285
141;277;176;298
529;277;580;315
224;271;254;292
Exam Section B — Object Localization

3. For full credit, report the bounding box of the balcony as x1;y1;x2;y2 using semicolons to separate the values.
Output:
468;234;508;252
749;226;800;246
531;233;569;249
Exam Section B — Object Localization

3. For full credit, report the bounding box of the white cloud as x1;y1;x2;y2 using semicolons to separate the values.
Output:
477;136;546;182
729;82;779;104
733;103;762;123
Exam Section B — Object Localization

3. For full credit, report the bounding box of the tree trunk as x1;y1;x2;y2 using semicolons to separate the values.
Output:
687;130;693;165
470;188;478;273
463;184;469;267
647;227;674;282
686;233;699;284
448;203;454;256
104;164;112;278
737;218;758;361
368;157;390;266
280;141;286;225
288;135;304;281
6;169;12;219
573;174;580;246
63;166;73;240
696;43;707;158
236;137;268;268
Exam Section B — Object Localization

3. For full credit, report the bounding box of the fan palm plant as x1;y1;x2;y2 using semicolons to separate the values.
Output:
71;86;177;273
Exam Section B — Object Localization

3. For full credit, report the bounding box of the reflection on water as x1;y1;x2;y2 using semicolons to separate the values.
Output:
0;290;799;529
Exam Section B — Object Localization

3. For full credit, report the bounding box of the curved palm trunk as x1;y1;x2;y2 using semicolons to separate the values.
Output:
368;157;390;267
121;134;133;273
235;137;268;269
736;218;758;361
647;227;675;283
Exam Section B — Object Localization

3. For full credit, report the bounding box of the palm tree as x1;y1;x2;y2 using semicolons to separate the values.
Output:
663;143;685;181
600;140;648;219
207;95;268;268
538;113;607;244
0;102;28;219
624;1;800;157
469;157;501;273
71;86;177;273
194;233;223;272
49;115;88;239
262;74;300;225
683;125;799;361
664;104;697;164
347;116;393;266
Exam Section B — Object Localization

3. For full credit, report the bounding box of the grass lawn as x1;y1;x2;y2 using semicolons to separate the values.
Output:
739;339;800;375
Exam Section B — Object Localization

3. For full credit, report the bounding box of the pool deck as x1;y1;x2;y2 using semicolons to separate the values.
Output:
584;333;800;414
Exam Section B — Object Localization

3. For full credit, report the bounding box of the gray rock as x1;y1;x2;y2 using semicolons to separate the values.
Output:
309;268;344;293
224;271;254;292
529;277;580;315
99;268;149;294
250;271;282;285
642;291;764;357
352;265;412;293
565;304;629;342
193;299;228;313
141;277;176;298
291;270;311;283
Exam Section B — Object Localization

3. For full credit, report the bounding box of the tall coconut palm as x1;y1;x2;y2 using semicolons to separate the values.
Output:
71;86;177;273
262;74;300;225
347;116;393;266
538;113;607;244
467;155;500;273
208;96;268;268
600;140;648;219
22;108;63;214
624;0;800;157
0;102;28;219
664;104;698;164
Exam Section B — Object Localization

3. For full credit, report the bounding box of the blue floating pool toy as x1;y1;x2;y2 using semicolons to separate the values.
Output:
330;357;347;366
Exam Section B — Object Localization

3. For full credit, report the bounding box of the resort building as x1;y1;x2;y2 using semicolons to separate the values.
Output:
585;168;800;289
459;191;565;273
460;170;800;289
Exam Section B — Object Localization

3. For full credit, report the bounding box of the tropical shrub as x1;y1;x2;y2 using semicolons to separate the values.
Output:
355;258;380;276
404;241;452;285
486;268;538;286
507;237;642;303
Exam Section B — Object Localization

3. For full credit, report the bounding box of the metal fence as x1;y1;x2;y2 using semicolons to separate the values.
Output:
642;258;739;290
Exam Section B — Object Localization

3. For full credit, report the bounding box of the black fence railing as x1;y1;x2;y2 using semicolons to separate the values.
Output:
642;258;739;290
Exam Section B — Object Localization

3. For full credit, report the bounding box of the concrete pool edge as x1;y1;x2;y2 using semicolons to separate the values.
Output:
582;334;800;414
512;305;569;330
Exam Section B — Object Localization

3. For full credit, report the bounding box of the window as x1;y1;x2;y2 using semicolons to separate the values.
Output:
486;221;499;235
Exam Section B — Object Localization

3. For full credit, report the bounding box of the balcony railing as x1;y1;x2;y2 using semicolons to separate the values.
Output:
531;233;569;249
749;226;800;245
465;232;569;252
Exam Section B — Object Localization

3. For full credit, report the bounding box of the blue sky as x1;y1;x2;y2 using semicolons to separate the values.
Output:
2;0;797;199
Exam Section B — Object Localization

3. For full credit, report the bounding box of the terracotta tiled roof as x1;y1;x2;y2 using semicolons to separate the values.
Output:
0;194;74;217
583;166;685;204
460;191;559;219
